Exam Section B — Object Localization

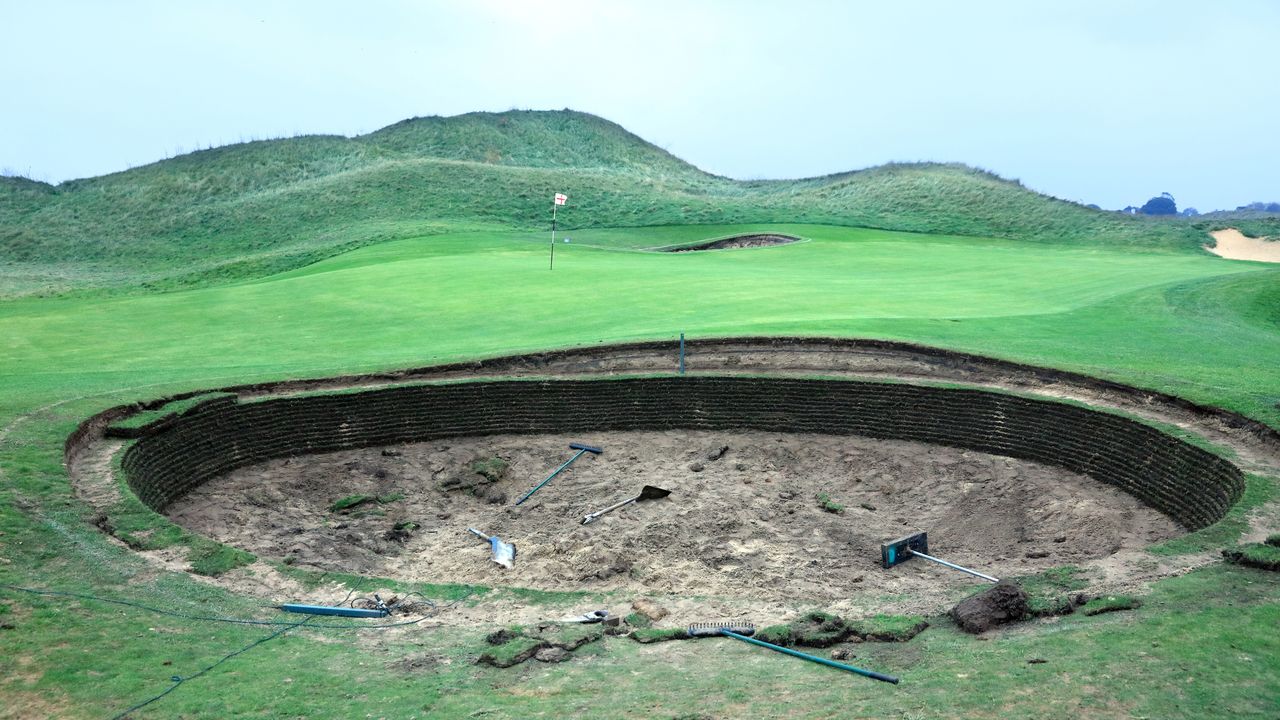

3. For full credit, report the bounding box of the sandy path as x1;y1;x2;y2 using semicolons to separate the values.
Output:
1206;228;1280;263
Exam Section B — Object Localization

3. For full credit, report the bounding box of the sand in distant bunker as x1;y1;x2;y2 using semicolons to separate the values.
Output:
167;430;1180;604
1207;228;1280;263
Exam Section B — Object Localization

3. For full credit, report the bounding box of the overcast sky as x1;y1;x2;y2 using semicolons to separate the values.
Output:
3;0;1277;211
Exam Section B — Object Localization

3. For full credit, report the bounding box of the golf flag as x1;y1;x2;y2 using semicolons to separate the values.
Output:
554;192;568;206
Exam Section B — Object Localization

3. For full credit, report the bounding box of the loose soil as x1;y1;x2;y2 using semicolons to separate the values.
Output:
662;234;800;252
166;430;1178;615
1206;228;1280;263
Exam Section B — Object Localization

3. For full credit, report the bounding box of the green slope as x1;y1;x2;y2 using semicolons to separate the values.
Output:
0;110;1219;298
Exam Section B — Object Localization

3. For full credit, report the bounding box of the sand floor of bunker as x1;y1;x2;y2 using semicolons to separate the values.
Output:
167;430;1179;623
1207;228;1280;263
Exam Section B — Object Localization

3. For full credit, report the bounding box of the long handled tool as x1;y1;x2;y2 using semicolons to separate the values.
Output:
581;485;671;524
277;603;388;618
688;622;899;684
514;442;603;506
881;531;999;583
467;528;516;569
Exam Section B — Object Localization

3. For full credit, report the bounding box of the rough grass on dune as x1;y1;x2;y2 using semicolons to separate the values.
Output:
0;109;1227;298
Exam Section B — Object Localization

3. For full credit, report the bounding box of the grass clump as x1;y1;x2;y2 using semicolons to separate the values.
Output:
329;494;376;512
469;456;509;483
624;612;653;628
477;623;604;666
477;627;545;667
630;627;688;644
187;541;255;576
330;492;405;512
815;492;844;514
752;611;928;647
1014;566;1090;616
848;613;930;642
1222;542;1280;571
1080;595;1143;616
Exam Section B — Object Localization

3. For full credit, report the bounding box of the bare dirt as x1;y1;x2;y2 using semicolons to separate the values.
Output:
663;234;800;251
166;430;1178;617
1207;228;1280;263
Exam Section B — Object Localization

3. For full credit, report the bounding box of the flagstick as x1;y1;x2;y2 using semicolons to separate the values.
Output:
550;201;557;270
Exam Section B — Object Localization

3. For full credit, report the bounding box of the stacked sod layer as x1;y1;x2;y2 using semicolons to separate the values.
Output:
121;377;1243;530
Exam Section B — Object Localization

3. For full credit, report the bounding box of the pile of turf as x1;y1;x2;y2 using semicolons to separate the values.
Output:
477;623;604;668
1222;534;1280;571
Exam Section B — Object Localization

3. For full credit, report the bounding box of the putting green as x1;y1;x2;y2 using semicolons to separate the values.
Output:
0;224;1253;383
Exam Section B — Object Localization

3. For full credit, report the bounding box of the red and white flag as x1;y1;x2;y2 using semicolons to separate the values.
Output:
553;192;568;206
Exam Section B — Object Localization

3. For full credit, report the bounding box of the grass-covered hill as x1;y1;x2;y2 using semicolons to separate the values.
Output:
1;109;1216;297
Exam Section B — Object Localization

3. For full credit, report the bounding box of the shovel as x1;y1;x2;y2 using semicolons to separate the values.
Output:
467;528;516;569
581;485;672;525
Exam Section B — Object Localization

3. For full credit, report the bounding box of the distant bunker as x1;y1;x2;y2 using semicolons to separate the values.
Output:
119;367;1245;602
662;233;801;251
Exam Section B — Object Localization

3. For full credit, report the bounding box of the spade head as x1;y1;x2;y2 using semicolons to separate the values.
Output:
489;536;516;569
637;485;672;502
881;531;928;568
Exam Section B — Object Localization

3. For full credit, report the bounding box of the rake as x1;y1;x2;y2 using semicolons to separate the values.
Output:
688;622;900;684
881;531;999;583
514;442;603;506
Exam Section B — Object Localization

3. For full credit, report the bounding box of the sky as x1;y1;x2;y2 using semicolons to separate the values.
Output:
2;0;1277;212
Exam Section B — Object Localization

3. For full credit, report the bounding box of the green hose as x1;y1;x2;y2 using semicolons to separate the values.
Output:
720;629;900;684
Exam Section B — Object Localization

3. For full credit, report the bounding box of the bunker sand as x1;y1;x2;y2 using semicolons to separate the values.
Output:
167;430;1178;622
1207;228;1280;263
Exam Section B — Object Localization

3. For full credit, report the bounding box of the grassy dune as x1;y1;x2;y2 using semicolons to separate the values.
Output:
1;110;1215;298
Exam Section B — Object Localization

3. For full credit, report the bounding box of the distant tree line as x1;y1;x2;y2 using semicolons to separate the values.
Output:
1235;201;1280;213
1118;193;1280;216
1121;192;1180;216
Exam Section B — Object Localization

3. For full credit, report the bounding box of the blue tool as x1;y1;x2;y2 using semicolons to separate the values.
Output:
278;603;388;618
688;622;899;684
514;442;602;506
881;531;999;583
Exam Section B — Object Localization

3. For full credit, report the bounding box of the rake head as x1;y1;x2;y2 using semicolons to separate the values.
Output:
687;621;756;638
569;442;603;454
881;531;929;568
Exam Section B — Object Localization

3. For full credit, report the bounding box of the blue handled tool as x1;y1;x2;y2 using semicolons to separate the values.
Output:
514;442;602;506
881;531;999;583
278;603;388;618
688;622;899;684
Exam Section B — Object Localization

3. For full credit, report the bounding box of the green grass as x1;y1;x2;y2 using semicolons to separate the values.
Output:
186;541;255;577
1223;543;1280;571
328;494;376;512
105;392;234;432
1080;595;1144;616
1149;475;1277;556
0;115;1277;716
815;492;845;514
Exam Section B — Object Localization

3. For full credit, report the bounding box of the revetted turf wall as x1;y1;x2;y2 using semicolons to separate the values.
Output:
121;377;1244;530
